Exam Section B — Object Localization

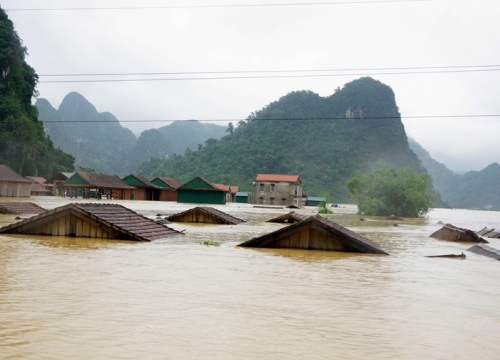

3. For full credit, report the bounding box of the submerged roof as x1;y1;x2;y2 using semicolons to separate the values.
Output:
476;227;500;238
467;244;500;260
44;172;75;184
25;176;47;185
122;174;163;189
0;165;31;183
0;203;181;241
64;172;135;189
430;223;488;243
0;202;47;215
167;206;245;225
239;214;388;254
256;174;301;183
266;211;308;223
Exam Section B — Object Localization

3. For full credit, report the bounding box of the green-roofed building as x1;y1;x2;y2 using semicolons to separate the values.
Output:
177;176;226;205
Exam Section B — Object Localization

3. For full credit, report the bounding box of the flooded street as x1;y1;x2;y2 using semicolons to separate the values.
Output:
1;197;499;359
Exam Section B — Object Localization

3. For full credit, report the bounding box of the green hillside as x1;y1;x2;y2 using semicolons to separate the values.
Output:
138;77;428;202
0;7;74;177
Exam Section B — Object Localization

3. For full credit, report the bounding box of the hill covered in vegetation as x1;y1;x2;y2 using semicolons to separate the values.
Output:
0;7;74;177
138;77;429;202
37;94;227;176
409;138;500;210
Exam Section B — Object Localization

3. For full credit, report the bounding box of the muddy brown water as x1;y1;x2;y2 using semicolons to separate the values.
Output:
1;197;499;359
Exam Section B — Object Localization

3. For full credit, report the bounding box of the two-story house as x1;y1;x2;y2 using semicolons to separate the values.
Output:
250;174;303;206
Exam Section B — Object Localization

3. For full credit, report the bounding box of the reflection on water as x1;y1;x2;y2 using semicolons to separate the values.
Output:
0;197;499;359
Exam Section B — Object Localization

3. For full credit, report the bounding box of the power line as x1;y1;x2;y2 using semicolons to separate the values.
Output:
37;68;500;83
5;0;435;11
24;115;500;124
38;64;500;77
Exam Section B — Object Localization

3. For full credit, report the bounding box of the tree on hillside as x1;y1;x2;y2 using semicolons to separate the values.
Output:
0;6;74;176
347;166;432;217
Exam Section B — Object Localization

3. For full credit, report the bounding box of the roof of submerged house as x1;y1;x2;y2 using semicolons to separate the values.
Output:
430;223;488;243
64;172;136;189
166;206;245;224
0;202;47;215
266;211;308;223
239;214;388;254
0;203;181;241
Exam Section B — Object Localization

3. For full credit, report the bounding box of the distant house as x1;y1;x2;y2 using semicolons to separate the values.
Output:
235;191;249;203
122;174;165;201
306;196;326;207
44;172;75;196
167;207;245;224
0;165;31;197
61;172;136;200
177;176;226;205
249;174;303;206
150;177;181;202
213;184;239;203
25;176;51;196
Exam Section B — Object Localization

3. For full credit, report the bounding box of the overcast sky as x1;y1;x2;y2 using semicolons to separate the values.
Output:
3;0;499;173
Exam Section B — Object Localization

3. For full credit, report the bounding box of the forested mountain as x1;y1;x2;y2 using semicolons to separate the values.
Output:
0;7;74;177
157;120;227;155
409;139;500;210
37;93;137;175
38;94;227;176
138;77;429;202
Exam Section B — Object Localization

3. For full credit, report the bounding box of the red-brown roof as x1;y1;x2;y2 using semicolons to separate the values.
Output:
30;183;51;193
0;165;31;183
256;174;301;183
214;183;231;191
25;176;47;185
157;177;182;189
229;185;239;193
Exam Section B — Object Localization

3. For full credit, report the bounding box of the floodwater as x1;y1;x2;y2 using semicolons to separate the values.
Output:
0;197;499;359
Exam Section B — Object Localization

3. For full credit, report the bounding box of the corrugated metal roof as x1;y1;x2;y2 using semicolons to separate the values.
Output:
65;172;136;189
467;244;500;260
125;174;164;189
0;203;181;241
0;165;31;183
476;227;500;238
256;174;301;183
239;214;388;254
0;202;47;215
235;192;248;196
167;207;245;225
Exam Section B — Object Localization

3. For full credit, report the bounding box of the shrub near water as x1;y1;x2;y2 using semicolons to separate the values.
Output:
347;166;432;218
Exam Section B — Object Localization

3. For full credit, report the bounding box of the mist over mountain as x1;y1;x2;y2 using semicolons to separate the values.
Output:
409;138;500;210
37;94;228;176
138;77;433;202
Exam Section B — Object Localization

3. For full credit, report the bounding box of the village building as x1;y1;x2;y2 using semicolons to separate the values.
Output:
167;207;245;224
151;177;182;202
249;174;303;207
305;196;326;207
213;184;239;203
235;192;249;203
122;174;165;201
60;172;136;200
0;203;181;241
44;172;75;196
25;176;51;196
0;165;32;197
238;214;389;254
176;176;226;205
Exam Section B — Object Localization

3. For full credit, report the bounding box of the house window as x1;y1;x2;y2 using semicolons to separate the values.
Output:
259;183;264;191
270;184;275;192
259;197;263;204
270;198;275;205
281;198;286;205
